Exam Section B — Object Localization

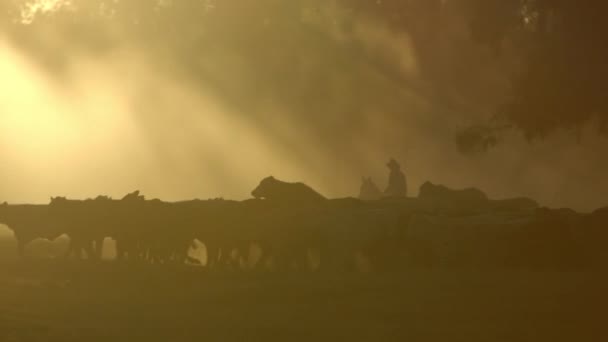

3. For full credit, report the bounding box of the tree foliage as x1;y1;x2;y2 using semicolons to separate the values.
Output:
1;0;606;139
503;0;608;137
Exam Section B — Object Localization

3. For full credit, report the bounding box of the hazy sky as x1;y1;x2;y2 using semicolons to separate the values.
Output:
0;1;607;212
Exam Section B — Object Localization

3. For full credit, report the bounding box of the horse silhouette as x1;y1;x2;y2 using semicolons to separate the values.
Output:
358;176;383;201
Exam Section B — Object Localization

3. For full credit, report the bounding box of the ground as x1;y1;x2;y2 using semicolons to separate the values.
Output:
0;236;606;341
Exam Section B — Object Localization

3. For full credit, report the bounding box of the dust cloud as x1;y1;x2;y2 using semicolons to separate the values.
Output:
0;1;606;212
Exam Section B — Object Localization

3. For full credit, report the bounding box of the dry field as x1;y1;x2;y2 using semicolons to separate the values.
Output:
0;236;606;342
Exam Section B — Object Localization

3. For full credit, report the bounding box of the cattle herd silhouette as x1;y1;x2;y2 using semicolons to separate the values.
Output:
1;159;607;272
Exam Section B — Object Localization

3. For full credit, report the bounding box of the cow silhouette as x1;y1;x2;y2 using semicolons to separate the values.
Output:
252;176;326;203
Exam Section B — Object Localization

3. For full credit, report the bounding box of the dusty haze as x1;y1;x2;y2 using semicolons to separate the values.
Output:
0;0;607;211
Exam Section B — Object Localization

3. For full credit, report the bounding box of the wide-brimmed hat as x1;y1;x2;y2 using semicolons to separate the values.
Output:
387;158;400;169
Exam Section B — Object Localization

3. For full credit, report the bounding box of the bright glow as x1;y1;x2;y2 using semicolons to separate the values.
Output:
0;37;311;203
0;40;80;159
0;38;142;201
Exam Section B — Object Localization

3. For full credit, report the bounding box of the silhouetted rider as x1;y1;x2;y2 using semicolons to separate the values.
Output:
384;158;407;197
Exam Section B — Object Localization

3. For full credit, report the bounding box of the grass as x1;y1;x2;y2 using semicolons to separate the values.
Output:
0;236;606;341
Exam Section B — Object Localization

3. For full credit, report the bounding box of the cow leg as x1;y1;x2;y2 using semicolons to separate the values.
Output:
205;242;219;269
75;239;86;260
251;245;267;271
295;247;311;272
16;238;26;258
224;242;246;270
255;242;279;272
115;239;125;261
64;238;76;259
71;239;84;260
94;238;104;260
223;246;238;270
237;241;253;270
83;240;96;261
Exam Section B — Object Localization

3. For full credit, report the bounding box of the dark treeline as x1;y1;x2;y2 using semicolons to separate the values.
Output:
1;176;607;272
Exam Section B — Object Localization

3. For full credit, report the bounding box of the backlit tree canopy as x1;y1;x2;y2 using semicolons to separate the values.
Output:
2;0;607;141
